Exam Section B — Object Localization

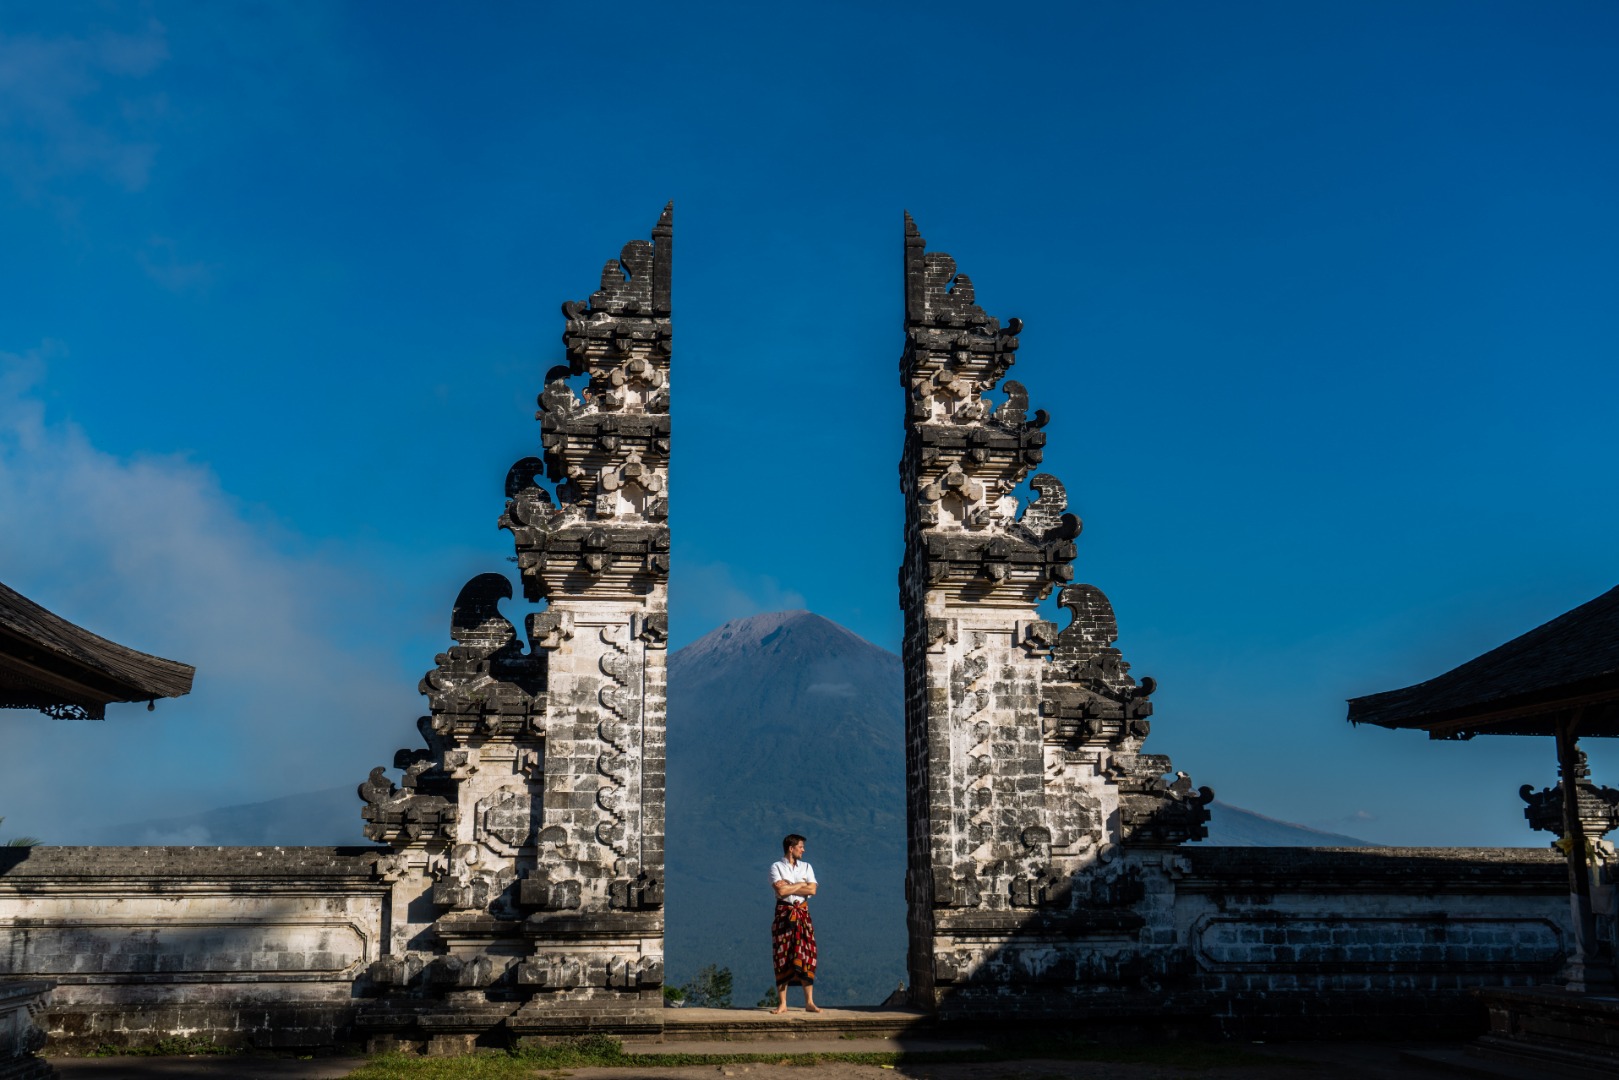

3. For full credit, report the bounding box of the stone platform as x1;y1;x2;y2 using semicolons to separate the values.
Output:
1468;986;1619;1078
647;1006;937;1043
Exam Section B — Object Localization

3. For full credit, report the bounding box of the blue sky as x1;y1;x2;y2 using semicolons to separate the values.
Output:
1;1;1616;847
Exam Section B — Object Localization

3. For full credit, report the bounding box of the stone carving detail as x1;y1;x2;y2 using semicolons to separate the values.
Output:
502;203;673;605
900;215;1209;1016
477;787;536;853
356;573;551;843
1521;750;1619;842
1040;585;1156;749
518;825;584;911
358;765;456;845
595;626;636;858
355;208;671;1044
419;574;547;734
1108;754;1215;846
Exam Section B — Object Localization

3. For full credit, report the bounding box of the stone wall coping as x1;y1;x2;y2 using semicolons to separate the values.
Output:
0;846;392;884
1178;845;1565;893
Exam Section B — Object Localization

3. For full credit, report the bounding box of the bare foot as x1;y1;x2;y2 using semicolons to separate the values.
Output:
805;1005;822;1013
770;1005;787;1015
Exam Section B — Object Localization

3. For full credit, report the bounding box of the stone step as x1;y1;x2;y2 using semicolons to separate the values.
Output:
647;1006;937;1043
623;1036;983;1057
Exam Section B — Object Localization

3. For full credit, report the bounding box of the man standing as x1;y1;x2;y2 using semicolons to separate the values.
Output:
769;833;819;1013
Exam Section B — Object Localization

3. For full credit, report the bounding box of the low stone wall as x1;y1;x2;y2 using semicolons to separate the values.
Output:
1175;846;1570;1037
0;844;1579;1047
0;846;392;1052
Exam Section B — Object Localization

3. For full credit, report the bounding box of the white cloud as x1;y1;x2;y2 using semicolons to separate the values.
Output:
0;22;169;195
0;346;421;842
138;235;218;293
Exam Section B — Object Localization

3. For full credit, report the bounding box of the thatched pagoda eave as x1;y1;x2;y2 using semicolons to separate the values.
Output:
0;581;194;720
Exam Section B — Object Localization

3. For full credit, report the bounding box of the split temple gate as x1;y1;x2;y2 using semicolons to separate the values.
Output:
0;208;1593;1053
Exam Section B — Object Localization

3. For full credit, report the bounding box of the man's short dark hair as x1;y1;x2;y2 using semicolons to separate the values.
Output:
782;833;806;855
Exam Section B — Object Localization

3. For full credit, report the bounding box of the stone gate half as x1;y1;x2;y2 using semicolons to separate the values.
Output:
355;205;672;1047
899;215;1214;1017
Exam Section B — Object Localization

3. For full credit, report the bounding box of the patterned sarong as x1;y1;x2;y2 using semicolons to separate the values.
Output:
772;900;817;986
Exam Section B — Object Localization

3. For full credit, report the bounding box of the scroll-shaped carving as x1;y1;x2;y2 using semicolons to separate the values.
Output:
503;457;555;529
1018;474;1082;543
1039;584;1158;750
358;765;456;845
1107;753;1214;846
591;627;638;860
538;366;586;428
418;574;547;734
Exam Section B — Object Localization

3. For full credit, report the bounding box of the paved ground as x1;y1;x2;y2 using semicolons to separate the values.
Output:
49;1057;361;1079
42;1040;1577;1080
39;1000;1585;1080
623;1037;988;1056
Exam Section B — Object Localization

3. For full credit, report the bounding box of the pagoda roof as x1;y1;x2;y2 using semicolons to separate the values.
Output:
0;581;195;720
1347;585;1619;739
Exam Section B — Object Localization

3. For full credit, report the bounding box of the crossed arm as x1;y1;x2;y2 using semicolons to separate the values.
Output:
773;879;818;899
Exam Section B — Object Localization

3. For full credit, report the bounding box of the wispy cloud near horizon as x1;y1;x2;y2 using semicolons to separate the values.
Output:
0;346;421;842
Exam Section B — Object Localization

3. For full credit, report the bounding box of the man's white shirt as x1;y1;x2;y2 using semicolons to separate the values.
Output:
770;858;816;904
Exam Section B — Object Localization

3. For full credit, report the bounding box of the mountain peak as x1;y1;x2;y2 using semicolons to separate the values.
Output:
667;611;901;731
674;610;887;667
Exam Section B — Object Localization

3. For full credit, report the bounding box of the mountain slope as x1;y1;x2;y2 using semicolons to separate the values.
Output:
79;785;365;847
86;786;1375;853
1203;802;1374;847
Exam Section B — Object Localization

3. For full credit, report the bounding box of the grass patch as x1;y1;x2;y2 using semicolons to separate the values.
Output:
514;1033;636;1069
88;1035;240;1057
342;1034;1280;1077
345;1049;545;1079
